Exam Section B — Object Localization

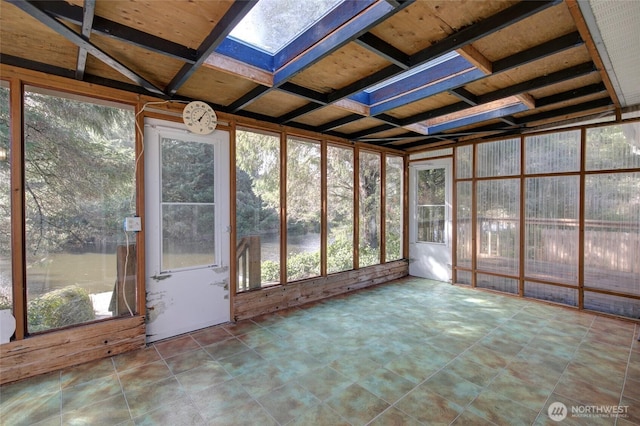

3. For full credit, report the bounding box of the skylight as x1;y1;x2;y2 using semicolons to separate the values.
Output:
229;0;344;54
365;52;461;93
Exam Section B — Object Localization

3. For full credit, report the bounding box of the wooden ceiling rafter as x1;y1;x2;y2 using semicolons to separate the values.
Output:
0;0;623;151
279;0;561;125
33;0;198;63
318;30;586;136
165;0;258;95
6;0;167;97
225;0;416;115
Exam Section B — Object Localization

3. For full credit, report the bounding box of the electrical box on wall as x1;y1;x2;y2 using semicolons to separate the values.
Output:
124;217;142;232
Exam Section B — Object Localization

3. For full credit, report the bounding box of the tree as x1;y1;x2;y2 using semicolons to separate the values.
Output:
22;91;135;256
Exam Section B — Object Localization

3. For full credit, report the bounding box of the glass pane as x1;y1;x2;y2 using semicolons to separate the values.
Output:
162;204;215;270
456;270;472;285
476;273;518;294
229;0;343;54
525;130;580;174
586;122;640;171
417;206;445;243
385;156;403;262
416;168;445;243
236;129;281;290
584;172;640;296
456;144;472;179
476;179;520;276
584;291;640;318
524;281;577;307
477;138;520;177
286;138;321;281
24;88;136;333
525;176;579;284
162;138;214;203
0;85;10;313
327;145;354;274
359;151;381;267
456;181;472;268
161;137;215;271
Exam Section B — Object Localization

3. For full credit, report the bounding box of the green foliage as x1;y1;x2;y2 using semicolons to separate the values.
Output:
236;168;279;237
287;250;320;281
161;139;214;203
261;260;280;283
16;90;136;256
27;286;95;333
0;286;11;311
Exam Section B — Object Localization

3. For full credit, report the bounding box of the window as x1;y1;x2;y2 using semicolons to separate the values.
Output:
161;137;215;271
453;122;640;318
385;155;403;261
0;83;10;313
286;137;321;281
327;145;354;273
24;87;136;333
476;179;520;277
229;0;343;54
416;168;445;244
236;129;281;290
586;122;640;171
359;151;381;267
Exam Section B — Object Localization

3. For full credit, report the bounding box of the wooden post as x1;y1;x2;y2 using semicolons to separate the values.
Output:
248;235;261;290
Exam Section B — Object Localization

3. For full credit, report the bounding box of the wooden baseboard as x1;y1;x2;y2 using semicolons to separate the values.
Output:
233;260;409;321
0;316;145;385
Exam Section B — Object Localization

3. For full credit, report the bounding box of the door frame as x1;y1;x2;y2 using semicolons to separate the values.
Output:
408;158;453;281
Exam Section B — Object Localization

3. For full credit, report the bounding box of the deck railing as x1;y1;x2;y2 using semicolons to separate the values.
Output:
236;235;261;292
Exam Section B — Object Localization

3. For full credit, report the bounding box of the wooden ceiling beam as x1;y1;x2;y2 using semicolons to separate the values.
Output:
565;0;621;107
8;0;167;97
354;32;410;69
32;0;198;63
228;0;414;115
165;0;257;95
283;0;562;124
535;83;607;108
74;0;95;80
347;62;598;142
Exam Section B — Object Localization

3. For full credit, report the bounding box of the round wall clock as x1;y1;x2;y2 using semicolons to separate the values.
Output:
182;101;217;134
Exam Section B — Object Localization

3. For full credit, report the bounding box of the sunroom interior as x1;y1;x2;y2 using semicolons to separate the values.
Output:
0;0;639;424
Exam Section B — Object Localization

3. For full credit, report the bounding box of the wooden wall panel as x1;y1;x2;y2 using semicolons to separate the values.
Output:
87;33;186;89
0;3;78;70
528;73;603;99
233;260;408;321
0;316;145;385
294;106;357;127
333;116;386;134
177;66;259;107
66;0;235;49
465;47;593;96
289;43;391;94
243;90;310;117
473;3;576;61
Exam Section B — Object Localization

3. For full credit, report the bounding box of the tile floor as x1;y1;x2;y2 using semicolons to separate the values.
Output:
1;278;639;426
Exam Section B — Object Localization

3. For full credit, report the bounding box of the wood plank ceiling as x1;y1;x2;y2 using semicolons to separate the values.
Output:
0;0;620;150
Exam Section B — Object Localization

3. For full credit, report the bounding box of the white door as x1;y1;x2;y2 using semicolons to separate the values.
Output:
409;159;452;282
144;118;230;343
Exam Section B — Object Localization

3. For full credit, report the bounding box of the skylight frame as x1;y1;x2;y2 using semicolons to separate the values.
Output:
228;0;346;56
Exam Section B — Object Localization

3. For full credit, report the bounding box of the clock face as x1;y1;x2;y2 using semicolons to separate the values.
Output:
182;101;217;134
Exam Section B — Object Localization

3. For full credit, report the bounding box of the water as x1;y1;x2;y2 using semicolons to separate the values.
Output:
0;233;322;297
258;232;321;261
